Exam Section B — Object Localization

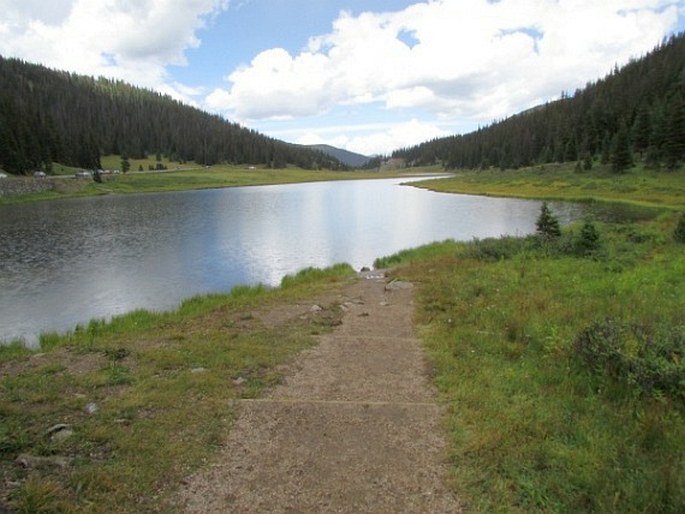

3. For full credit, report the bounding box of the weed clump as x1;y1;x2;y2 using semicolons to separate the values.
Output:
573;319;685;405
674;213;685;243
463;236;534;261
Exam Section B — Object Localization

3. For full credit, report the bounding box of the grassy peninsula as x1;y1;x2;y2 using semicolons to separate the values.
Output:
411;162;685;209
0;161;416;206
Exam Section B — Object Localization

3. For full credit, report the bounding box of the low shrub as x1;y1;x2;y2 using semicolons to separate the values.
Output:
462;235;534;261
573;319;685;405
674;212;685;243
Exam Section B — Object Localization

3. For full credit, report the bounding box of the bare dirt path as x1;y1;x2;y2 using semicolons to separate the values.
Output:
178;271;462;513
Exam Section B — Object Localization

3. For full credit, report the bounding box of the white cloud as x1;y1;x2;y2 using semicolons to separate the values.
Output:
292;119;450;157
0;0;229;91
207;0;681;123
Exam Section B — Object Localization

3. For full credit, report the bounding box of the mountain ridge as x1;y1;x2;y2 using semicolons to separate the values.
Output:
0;56;343;174
303;144;371;168
393;32;685;172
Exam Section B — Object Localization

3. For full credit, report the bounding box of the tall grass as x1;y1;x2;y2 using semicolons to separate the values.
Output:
383;212;685;512
414;163;685;209
0;264;354;513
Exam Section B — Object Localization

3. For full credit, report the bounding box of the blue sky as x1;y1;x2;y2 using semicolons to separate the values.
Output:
1;0;684;156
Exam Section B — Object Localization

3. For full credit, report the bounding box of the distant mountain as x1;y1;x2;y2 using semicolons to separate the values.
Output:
304;144;372;168
0;56;343;174
394;32;685;172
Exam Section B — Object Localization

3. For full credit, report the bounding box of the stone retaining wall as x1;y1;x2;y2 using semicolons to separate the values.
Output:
0;177;55;198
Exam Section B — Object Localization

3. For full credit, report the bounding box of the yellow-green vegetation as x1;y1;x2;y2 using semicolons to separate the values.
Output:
0;159;423;206
0;264;356;513
93;165;407;195
99;155;196;173
376;210;685;512
413;163;685;209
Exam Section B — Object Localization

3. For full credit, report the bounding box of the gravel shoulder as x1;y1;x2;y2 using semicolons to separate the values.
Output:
177;271;462;513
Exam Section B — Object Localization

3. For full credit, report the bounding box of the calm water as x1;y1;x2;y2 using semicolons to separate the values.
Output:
1;177;599;344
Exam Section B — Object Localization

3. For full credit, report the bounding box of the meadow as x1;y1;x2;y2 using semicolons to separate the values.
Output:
0;157;420;205
0;265;356;512
413;163;685;209
376;200;685;512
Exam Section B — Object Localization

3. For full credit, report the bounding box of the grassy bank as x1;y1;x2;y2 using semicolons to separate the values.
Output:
377;211;685;512
0;264;355;512
0;162;424;206
413;163;685;209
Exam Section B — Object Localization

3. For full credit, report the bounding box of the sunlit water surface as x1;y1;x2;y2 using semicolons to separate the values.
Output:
0;177;627;344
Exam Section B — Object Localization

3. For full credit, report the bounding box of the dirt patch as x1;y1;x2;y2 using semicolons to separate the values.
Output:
176;271;462;513
0;348;105;378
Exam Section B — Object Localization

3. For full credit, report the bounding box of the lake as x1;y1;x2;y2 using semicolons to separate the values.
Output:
1;177;597;345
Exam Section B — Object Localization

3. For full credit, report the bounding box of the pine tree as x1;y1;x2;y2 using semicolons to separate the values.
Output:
610;121;633;173
535;202;561;239
576;220;601;255
662;94;685;170
121;153;130;173
631;104;652;155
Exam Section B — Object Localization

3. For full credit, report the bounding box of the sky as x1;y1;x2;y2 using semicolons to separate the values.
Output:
1;1;684;157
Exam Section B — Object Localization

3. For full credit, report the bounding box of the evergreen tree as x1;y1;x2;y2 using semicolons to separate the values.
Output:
535;202;561;239
662;94;685;170
121;153;130;173
610;121;633;173
600;133;612;165
576;219;601;255
631;104;652;155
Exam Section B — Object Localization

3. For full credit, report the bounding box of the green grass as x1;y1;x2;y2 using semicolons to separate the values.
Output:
1;158;431;205
414;163;685;209
380;212;685;512
0;264;356;513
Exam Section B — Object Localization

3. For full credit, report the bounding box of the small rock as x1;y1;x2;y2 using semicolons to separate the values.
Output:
85;402;98;414
191;367;207;374
310;305;323;313
16;454;69;469
46;423;71;436
384;280;414;291
46;423;74;442
360;266;370;272
233;377;247;386
51;428;74;442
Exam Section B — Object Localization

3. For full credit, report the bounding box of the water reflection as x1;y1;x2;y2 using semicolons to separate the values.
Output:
0;177;645;344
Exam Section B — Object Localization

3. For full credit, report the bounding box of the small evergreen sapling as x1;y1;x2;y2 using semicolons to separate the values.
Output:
535;202;561;239
576;219;601;256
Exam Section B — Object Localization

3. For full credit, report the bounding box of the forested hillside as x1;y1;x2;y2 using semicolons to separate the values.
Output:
0;57;342;175
394;32;685;172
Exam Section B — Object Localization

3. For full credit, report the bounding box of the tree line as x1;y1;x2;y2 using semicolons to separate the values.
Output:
0;57;344;175
393;32;685;173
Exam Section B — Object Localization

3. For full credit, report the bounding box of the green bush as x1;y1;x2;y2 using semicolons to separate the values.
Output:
574;319;685;405
674;213;685;243
462;235;534;261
